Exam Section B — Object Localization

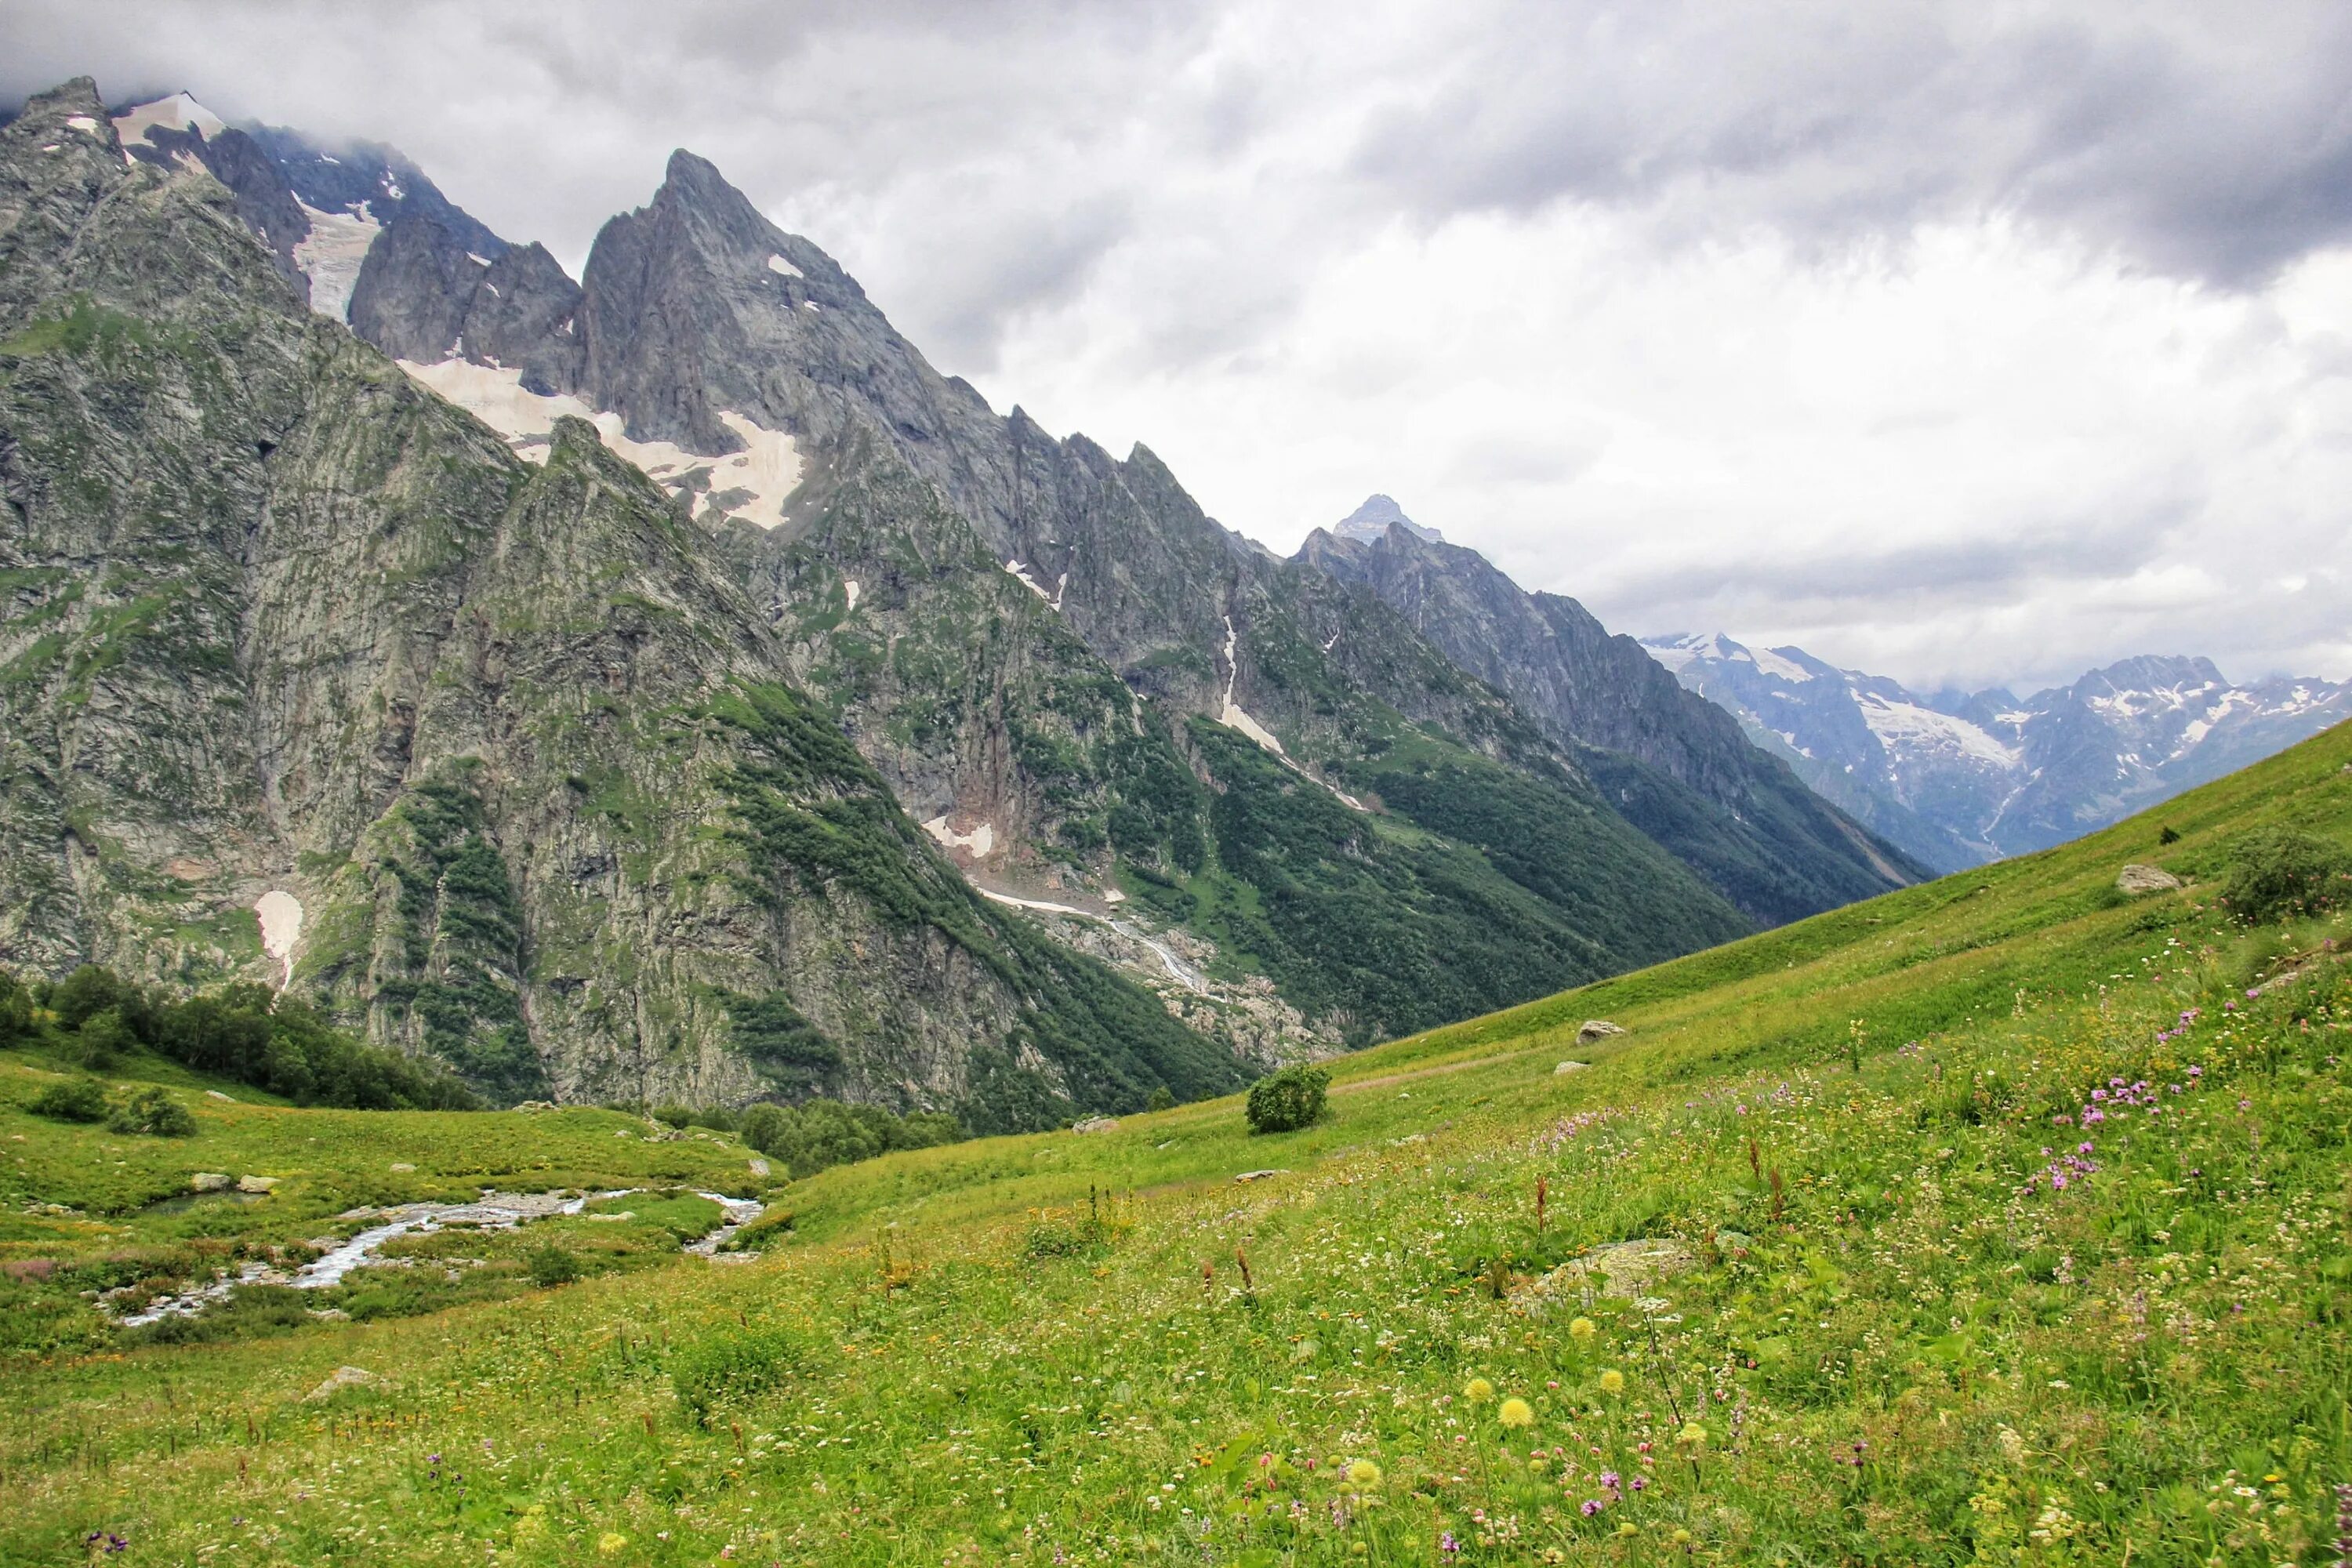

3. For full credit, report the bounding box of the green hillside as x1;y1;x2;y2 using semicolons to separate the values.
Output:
4;721;2349;1564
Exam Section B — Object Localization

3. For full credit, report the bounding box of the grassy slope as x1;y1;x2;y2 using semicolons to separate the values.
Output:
3;723;2349;1565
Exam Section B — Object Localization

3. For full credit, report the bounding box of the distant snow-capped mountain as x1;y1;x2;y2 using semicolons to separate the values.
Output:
1645;634;2350;871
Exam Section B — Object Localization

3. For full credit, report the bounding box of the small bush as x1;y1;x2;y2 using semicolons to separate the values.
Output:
107;1086;197;1138
670;1323;808;1424
1147;1086;1176;1112
1246;1065;1330;1134
27;1076;109;1123
526;1245;581;1287
2218;827;2350;924
651;1104;696;1129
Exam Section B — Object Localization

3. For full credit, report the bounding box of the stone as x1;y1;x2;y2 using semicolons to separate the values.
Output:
189;1173;232;1192
1522;1238;1698;1305
388;1163;416;1173
1555;1060;1590;1075
747;1157;771;1176
1072;1116;1118;1134
303;1365;376;1401
2116;864;2183;895
1577;1020;1627;1044
205;1090;234;1102
1233;1169;1287;1183
236;1175;280;1193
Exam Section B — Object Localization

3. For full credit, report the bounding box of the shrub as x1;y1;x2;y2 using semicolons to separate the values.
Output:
27;1076;109;1123
1246;1065;1330;1134
670;1323;808;1425
70;1007;138;1072
107;1086;197;1138
526;1245;581;1287
1147;1086;1176;1112
651;1104;696;1129
2218;827;2350;924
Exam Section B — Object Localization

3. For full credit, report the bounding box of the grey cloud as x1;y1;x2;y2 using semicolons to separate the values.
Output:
1351;1;2352;286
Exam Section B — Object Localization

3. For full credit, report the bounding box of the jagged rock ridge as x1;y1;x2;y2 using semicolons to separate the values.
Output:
0;79;1243;1126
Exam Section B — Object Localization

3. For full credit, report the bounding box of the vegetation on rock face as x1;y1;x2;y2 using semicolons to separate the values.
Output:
0;962;477;1111
0;710;2349;1563
1244;1062;1330;1133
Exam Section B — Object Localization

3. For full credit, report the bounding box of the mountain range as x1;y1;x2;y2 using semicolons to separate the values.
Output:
1645;633;2351;871
0;80;1923;1121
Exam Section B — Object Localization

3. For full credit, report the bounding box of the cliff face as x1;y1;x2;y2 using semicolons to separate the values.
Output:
1298;521;1926;920
0;81;1240;1124
342;145;1764;1050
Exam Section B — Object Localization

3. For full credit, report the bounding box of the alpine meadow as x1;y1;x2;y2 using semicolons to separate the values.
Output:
5;13;2352;1567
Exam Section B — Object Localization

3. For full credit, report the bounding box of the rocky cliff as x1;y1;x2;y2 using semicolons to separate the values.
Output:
0;80;1242;1125
1299;514;1925;920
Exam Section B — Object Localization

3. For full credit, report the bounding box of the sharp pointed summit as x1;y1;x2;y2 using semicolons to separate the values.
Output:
1332;494;1442;544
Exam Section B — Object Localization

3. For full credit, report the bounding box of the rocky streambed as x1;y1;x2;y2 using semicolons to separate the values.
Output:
116;1188;766;1327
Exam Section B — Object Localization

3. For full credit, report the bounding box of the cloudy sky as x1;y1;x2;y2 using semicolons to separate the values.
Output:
10;0;2352;692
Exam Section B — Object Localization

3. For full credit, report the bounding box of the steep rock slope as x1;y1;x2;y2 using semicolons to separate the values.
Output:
1649;634;2352;869
346;147;1760;1045
0;80;1239;1123
1299;514;1924;921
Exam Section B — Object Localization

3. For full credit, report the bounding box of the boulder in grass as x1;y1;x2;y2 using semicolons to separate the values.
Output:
2117;864;2183;895
304;1366;377;1401
1576;1020;1627;1044
1555;1060;1590;1075
1073;1116;1119;1134
236;1174;279;1193
189;1172;232;1192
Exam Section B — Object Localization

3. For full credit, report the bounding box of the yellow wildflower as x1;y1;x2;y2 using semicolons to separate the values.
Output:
597;1533;630;1555
1346;1459;1383;1488
1464;1377;1494;1402
1677;1421;1708;1448
1599;1368;1626;1394
1498;1397;1535;1428
1569;1316;1595;1340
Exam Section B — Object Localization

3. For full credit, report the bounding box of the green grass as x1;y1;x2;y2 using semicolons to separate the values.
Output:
2;723;2349;1564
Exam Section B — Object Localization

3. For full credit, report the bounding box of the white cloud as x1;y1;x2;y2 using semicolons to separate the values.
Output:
8;0;2350;692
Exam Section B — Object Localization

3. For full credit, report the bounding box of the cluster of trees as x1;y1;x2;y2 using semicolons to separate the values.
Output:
0;964;477;1111
644;1097;967;1181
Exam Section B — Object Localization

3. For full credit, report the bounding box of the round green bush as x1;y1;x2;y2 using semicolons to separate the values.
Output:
1246;1065;1330;1134
106;1085;197;1138
2219;827;2350;924
27;1076;109;1123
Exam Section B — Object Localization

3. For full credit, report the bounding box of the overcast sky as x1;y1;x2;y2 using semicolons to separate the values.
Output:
10;0;2352;692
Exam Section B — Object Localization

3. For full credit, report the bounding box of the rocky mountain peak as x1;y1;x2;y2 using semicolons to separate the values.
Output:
1334;493;1443;544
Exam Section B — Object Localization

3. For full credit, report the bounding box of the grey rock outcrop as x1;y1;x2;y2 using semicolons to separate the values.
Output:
0;79;1240;1127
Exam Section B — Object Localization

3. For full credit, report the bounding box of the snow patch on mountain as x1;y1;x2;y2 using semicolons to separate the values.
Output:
292;201;382;322
110;92;224;154
1856;694;2020;768
394;359;802;526
254;890;303;989
922;816;997;860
